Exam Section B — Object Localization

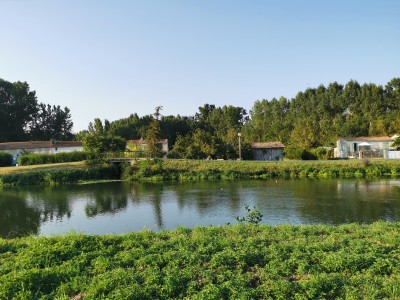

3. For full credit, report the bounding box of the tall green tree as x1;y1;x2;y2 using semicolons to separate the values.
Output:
145;107;163;158
28;103;73;140
0;78;74;142
170;129;217;159
83;118;126;153
0;79;38;142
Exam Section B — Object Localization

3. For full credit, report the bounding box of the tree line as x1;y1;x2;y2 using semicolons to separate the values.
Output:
2;77;399;159
79;77;400;158
0;78;73;142
244;78;400;150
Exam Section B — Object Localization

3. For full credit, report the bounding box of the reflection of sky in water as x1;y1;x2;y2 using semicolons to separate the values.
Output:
1;179;399;237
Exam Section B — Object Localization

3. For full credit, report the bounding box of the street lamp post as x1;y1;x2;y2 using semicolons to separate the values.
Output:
238;132;241;160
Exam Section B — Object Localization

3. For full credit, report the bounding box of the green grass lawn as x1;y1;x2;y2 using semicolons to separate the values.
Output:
0;161;87;175
1;222;399;299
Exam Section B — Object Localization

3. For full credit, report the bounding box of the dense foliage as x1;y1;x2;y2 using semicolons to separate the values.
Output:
243;78;400;148
0;78;74;142
0;152;13;167
0;222;399;299
0;166;119;186
78;78;400;160
392;135;400;150
124;159;400;181
83;119;127;153
18;151;95;166
3;77;399;160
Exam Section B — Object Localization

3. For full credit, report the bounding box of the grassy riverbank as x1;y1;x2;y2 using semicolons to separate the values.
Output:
127;159;400;181
0;161;87;175
0;222;399;299
2;159;400;186
0;162;119;186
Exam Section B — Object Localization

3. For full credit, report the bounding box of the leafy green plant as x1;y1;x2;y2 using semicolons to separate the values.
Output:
1;222;400;299
236;205;263;225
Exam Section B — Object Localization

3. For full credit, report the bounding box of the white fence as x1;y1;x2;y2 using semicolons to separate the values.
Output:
388;151;400;159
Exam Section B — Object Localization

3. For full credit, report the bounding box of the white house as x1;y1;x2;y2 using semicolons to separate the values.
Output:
335;136;394;158
0;140;83;162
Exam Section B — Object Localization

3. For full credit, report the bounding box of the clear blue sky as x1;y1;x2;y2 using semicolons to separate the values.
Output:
1;0;399;132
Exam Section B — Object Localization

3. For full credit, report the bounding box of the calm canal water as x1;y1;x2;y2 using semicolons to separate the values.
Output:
1;179;400;238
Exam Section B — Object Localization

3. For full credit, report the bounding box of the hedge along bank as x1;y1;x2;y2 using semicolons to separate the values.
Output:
18;151;97;166
2;159;400;186
123;158;400;181
0;166;119;186
0;151;13;167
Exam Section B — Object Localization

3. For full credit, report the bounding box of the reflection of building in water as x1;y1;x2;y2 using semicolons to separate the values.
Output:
336;180;400;197
293;179;400;225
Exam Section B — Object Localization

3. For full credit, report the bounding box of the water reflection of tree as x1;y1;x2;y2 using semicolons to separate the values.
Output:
172;181;243;216
129;183;164;228
85;189;128;217
0;194;41;238
150;185;163;228
27;186;72;222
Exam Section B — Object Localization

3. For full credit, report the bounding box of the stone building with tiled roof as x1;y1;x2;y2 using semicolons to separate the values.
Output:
251;142;285;161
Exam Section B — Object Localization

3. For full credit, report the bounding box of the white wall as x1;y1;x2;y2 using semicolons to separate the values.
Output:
388;151;400;159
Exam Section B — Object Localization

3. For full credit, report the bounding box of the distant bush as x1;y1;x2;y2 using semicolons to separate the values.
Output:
18;151;96;166
0;152;13;167
284;147;317;160
309;147;334;160
284;147;334;160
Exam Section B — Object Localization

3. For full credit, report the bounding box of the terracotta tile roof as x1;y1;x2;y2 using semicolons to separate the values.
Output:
0;141;82;150
341;136;393;142
251;142;285;149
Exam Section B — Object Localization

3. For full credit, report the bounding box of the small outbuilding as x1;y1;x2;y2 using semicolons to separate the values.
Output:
251;142;285;161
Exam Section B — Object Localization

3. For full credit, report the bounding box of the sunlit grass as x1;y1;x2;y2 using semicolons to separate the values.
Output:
1;222;399;299
0;161;86;175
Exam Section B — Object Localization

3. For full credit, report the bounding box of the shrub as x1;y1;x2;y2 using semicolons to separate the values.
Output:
236;205;263;225
0;151;13;167
19;151;95;166
310;147;334;160
284;147;317;160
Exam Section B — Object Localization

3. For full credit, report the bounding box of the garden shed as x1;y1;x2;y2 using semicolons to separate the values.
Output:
251;142;285;161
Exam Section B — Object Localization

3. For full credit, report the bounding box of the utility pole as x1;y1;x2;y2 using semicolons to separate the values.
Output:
238;132;242;160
